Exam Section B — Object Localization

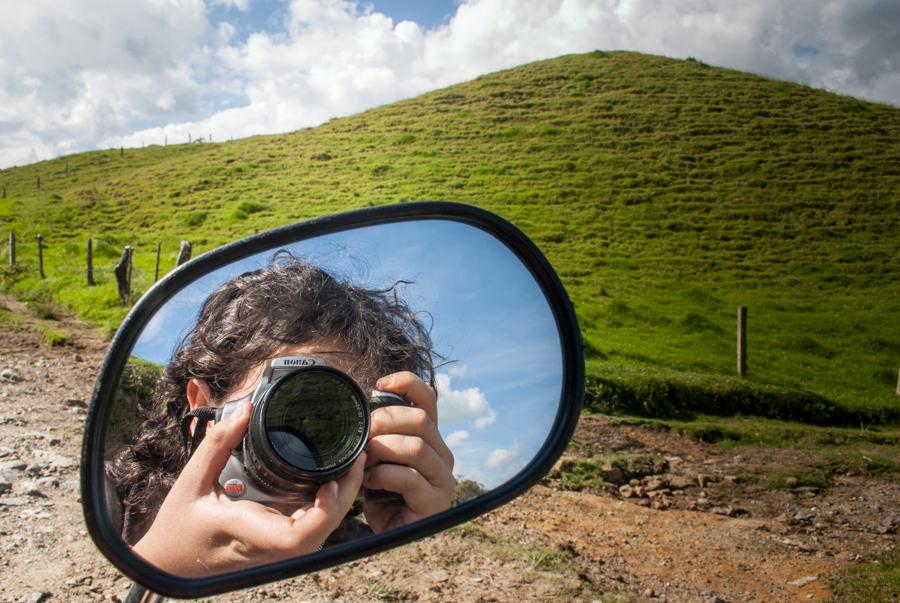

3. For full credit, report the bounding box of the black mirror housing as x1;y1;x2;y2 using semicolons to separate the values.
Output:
82;201;583;598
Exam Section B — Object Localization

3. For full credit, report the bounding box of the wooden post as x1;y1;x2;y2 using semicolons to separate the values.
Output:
114;246;133;306
37;234;44;278
120;146;124;158
86;238;94;286
188;133;191;144
65;160;69;176
3;186;6;199
154;242;161;282
737;306;747;377
175;240;192;267
7;231;14;266
164;135;167;147
36;176;41;190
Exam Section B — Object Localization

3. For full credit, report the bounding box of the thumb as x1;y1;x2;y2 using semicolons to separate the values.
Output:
177;401;251;495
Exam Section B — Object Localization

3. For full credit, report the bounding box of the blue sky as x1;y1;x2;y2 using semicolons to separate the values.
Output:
129;220;563;488
1;0;898;168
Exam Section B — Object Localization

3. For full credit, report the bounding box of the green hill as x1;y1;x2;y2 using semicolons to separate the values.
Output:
1;51;898;424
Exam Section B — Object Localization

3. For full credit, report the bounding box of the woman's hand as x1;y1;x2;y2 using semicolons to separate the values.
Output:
363;372;456;533
132;401;364;577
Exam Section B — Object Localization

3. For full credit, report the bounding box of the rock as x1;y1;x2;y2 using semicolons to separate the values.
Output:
668;476;694;490
25;464;43;477
601;463;628;485
723;475;739;483
0;460;27;473
619;485;635;498
0;474;10;494
19;481;47;498
643;587;657;598
50;455;77;470
36;476;59;489
793;486;819;496
74;353;84;362
697;474;717;488
645;478;666;491
0;368;24;383
793;509;816;523
707;597;729;603
21;591;50;603
0;497;27;506
785;476;799;486
63;398;87;409
789;575;818;587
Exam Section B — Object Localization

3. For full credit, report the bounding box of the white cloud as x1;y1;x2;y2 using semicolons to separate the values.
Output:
485;441;520;470
445;429;470;448
435;372;495;429
2;0;899;168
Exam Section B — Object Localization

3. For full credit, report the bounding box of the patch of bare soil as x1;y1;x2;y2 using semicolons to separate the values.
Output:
0;296;896;602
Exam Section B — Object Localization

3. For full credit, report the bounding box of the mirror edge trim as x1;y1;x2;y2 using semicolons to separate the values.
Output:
81;201;584;597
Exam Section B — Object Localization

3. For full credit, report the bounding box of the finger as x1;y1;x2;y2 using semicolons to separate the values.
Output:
364;463;445;514
177;401;251;495
370;406;454;469
366;434;453;489
285;452;366;547
376;371;437;423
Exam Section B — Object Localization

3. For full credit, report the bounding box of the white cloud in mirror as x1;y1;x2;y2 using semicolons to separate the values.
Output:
485;442;521;470
445;430;470;448
435;372;495;429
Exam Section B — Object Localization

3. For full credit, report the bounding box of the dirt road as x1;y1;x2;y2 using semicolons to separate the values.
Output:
0;297;896;602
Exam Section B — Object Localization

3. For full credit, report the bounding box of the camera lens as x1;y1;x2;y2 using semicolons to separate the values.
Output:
262;368;367;473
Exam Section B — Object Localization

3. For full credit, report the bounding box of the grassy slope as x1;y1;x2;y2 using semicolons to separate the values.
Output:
1;51;898;421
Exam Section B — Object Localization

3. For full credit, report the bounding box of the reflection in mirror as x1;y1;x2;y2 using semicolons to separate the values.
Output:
104;219;562;578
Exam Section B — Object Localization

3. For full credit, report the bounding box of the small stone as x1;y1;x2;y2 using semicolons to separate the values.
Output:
723;475;739;483
19;481;47;498
0;368;23;383
0;475;10;494
643;587;656;598
74;353;84;362
0;497;27;506
0;460;26;473
619;485;635;498
706;597;728;603
645;478;666;491
36;476;59;489
697;474;714;488
50;455;77;470
789;575;818;587
785;476;799;486
63;398;87;409
22;591;51;603
667;476;693;490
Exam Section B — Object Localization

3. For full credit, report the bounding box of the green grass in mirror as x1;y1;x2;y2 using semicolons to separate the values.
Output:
1;51;898;424
106;356;165;455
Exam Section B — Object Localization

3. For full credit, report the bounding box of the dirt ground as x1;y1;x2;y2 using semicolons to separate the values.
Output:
0;296;896;602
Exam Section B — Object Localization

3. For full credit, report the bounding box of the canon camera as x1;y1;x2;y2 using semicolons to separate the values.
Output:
215;356;407;508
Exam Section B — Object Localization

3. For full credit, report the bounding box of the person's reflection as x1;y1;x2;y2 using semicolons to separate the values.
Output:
105;253;454;577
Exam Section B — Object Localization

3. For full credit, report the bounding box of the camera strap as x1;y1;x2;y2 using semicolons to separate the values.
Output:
179;407;218;459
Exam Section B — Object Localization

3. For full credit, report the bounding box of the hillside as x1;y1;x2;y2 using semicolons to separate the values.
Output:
1;51;898;422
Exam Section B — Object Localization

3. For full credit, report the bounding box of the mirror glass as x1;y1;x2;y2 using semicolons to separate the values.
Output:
103;219;562;578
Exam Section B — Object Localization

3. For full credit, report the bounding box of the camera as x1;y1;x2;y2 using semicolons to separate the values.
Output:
216;356;407;509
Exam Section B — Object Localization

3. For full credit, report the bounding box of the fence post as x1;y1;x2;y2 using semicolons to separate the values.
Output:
120;146;124;158
896;367;900;396
86;238;94;286
2;186;6;198
65;160;69;177
737;306;747;377
37;234;44;279
7;231;14;266
176;240;192;267
188;133;191;144
154;243;161;282
114;246;133;306
36;176;41;191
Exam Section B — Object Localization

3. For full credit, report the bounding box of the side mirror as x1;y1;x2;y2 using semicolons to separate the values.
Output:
82;202;583;597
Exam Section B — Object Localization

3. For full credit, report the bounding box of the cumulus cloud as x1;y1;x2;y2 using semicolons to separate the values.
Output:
435;373;495;429
485;441;520;470
2;0;899;167
445;429;470;448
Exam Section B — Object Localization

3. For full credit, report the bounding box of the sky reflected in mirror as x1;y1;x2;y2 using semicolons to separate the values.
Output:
127;220;561;488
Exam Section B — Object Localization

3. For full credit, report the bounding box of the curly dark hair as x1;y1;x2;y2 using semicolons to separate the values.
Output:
107;252;434;543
